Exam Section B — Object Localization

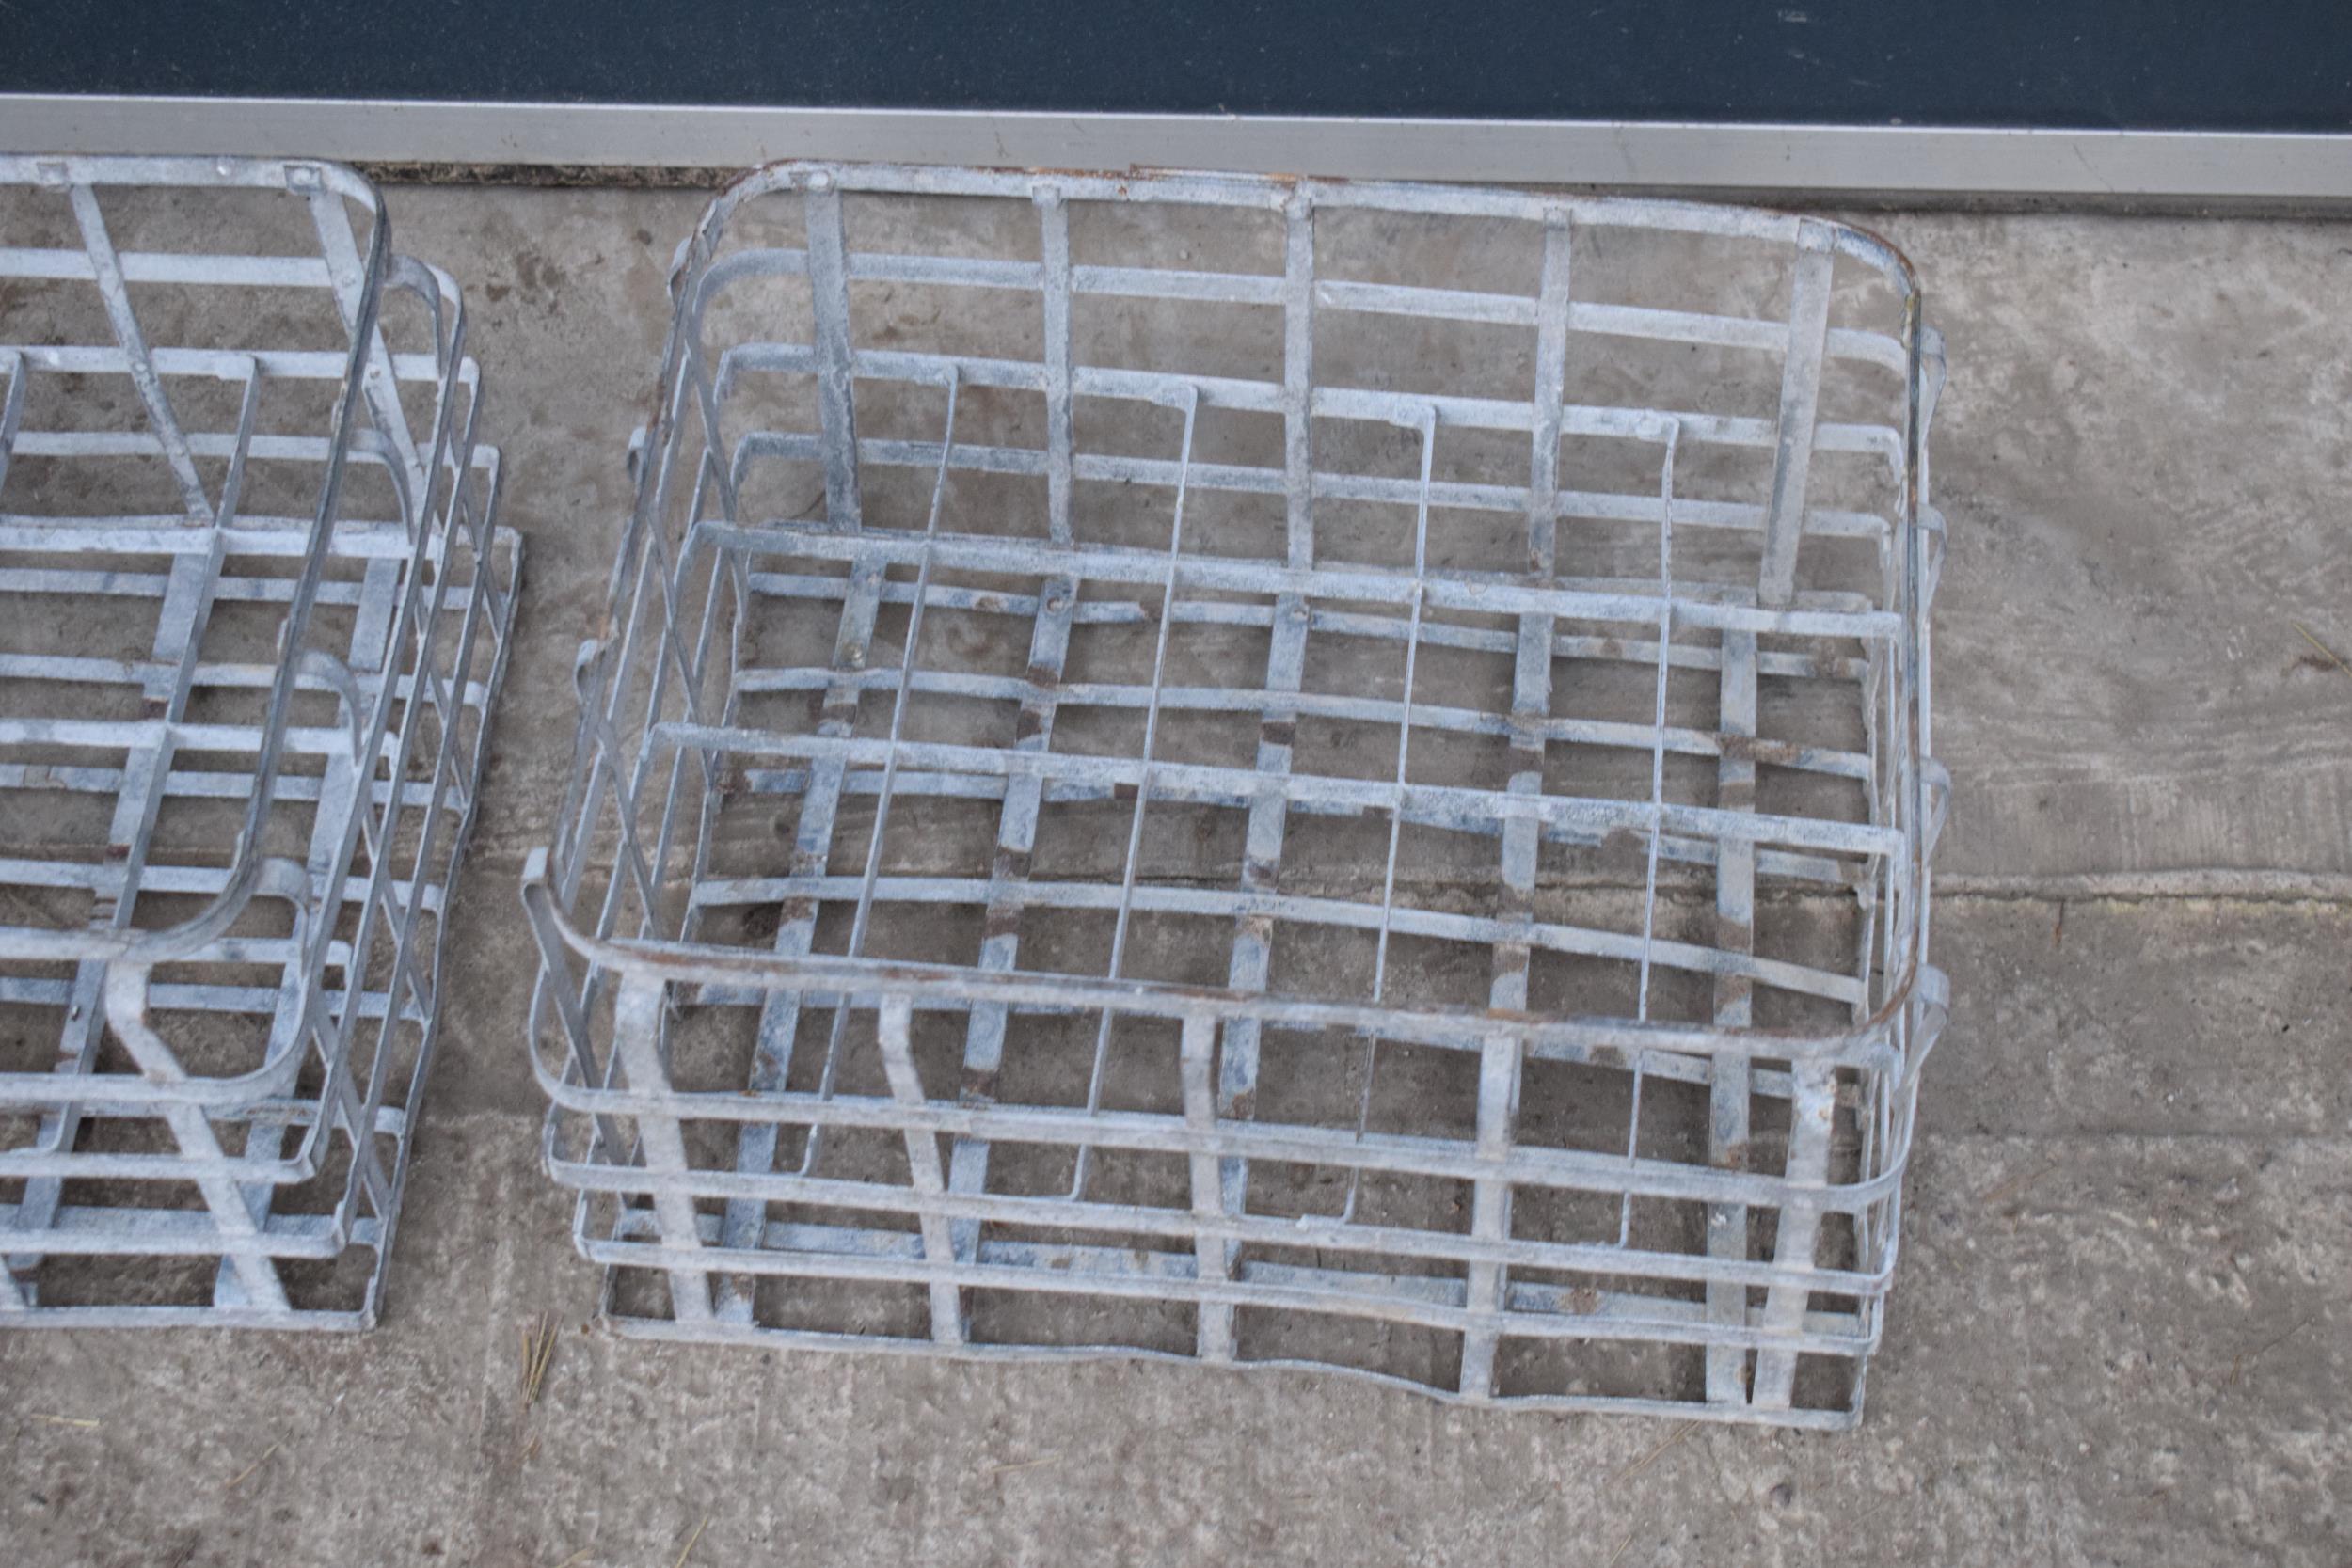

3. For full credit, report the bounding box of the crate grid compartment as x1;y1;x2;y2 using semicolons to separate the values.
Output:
527;163;1947;1426
0;155;519;1327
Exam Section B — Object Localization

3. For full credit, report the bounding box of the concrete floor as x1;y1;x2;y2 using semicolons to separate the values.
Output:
5;186;2351;1565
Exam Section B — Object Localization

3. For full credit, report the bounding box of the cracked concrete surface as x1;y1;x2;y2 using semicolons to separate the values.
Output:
3;186;2348;1565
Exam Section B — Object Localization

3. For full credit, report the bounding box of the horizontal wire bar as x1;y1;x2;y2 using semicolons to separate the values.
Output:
0;1201;354;1258
0;516;478;557
726;662;1876;783
582;1219;1874;1354
705;246;1907;374
654;722;1899;858
539;1066;1902;1210
694;518;1900;635
683;871;1867;1004
737;569;1871;683
567;1160;1884;1298
713;337;1900;464
6;342;453;384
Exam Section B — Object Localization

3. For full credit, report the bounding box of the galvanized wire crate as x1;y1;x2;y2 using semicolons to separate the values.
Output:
0;156;519;1326
527;163;1947;1426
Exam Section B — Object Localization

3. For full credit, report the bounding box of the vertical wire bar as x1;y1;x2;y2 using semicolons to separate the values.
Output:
612;974;712;1324
680;529;739;958
0;628;25;1277
215;356;263;531
332;442;495;1225
936;183;1086;1247
1617;1056;1647;1251
1753;232;1853;1397
0;391;80;1265
943;176;1080;1248
1458;1029;1522;1398
234;174;389;929
64;183;211;522
1338;399;1438;1223
221;542;396;1303
877;994;963;1344
552;364;692;907
1038;189;1074;546
1071;386;1199;1198
678;309;746;537
724;373;964;1316
796;372;963;1188
0;349;24;497
1455;213;1570;1376
1752;1057;1836;1409
523;860;626;1160
699;193;882;1207
1622;420;1679;1249
598;485;717;941
1370;403;1437;1003
398;293;466;562
779;552;889;1177
698;497;756;966
1634;422;1679;1019
1176;1013;1229;1359
1524;213;1573;587
574;496;691;1194
583;490;695;952
714;356;856;1284
804;176;864;531
1705;623;1761;1405
1841;423;1903;1288
1279;193;1315;569
1758;224;1836;609
1202;190;1316;1363
233;338;417;1275
841;372;961;956
944;575;1076;1271
302;185;425;506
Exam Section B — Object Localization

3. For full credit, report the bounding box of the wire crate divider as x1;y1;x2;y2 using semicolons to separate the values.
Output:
528;162;1947;1426
0;155;519;1326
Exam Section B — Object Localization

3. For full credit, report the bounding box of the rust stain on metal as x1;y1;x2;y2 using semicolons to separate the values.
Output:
1720;733;1812;768
1601;826;1649;857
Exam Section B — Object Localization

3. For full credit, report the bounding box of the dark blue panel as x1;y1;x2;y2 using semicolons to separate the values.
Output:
4;1;2348;134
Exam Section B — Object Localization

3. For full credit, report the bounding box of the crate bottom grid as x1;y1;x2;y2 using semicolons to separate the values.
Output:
531;512;1918;1423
